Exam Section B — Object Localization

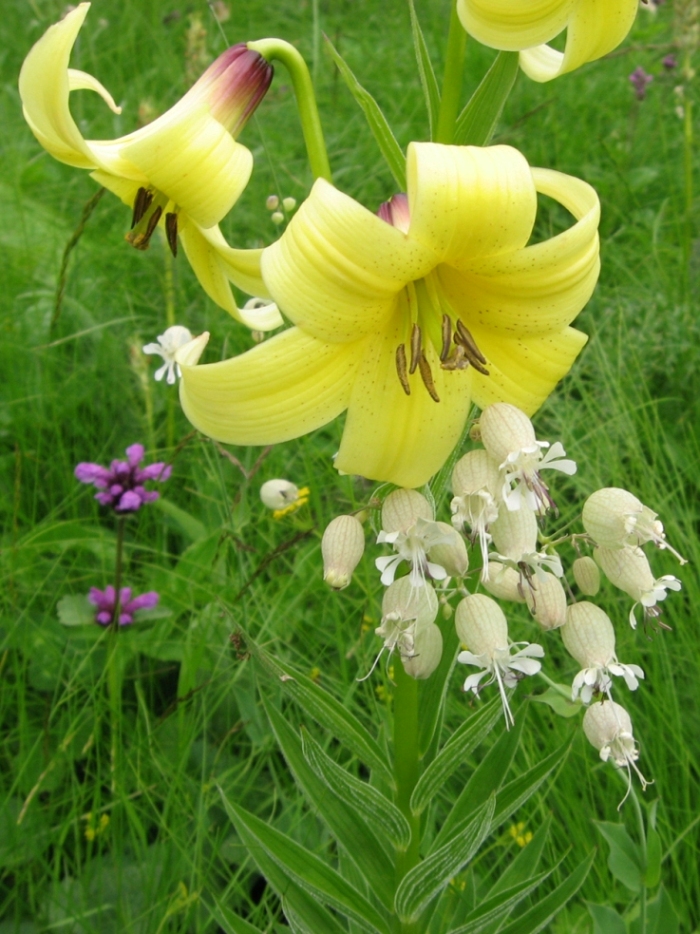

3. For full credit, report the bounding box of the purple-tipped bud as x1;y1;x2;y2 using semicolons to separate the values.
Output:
663;55;677;71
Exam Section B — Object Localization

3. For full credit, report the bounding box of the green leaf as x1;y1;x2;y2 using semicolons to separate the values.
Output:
645;884;680;934
418;616;460;759
645;825;662;888
447;871;551;934
493;740;572;828
252;646;393;783
497;851;595;934
395;796;495;924
587;902;628;934
454;51;519;147
485;814;552;900
205;897;265;934
261;696;395;909
407;0;440;138
531;687;583;719
301;728;411;850
219;792;391;934
411;697;502;816
155;497;207;541
324;37;406;189
432;707;526;852
56;594;95;627
594;821;644;892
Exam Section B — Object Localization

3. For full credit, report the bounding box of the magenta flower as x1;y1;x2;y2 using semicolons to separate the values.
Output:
629;66;654;101
75;443;171;512
88;586;160;626
663;55;677;71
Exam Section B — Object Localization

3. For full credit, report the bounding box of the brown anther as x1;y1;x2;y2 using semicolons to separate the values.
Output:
440;344;470;371
409;323;422;374
440;314;452;362
131;187;153;229
165;212;178;257
396;344;411;395
418;352;440;403
131;205;164;251
454;320;490;376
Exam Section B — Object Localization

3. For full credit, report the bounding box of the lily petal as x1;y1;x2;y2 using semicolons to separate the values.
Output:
178;328;361;445
469;325;587;414
456;0;574;52
407;143;537;263
335;309;473;488
262;178;435;344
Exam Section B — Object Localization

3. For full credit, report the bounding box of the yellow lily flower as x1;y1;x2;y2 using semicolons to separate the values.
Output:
457;0;638;83
19;3;282;331
177;143;600;488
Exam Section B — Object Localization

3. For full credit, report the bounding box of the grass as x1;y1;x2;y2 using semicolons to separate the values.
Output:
1;0;698;931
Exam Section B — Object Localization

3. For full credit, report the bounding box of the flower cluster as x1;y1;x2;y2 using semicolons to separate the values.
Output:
75;443;171;512
89;586;159;626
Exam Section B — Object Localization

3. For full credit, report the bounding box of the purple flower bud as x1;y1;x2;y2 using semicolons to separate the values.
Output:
629;66;654;101
75;444;171;513
663;55;677;71
88;586;160;626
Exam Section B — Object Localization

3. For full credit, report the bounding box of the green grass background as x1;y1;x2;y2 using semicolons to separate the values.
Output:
0;0;698;931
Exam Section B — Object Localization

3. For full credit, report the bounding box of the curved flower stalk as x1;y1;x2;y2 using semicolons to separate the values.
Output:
19;3;282;331
177;143;600;488
457;0;638;83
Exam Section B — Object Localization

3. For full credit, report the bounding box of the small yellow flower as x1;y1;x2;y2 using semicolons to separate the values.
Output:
309;666;321;683
273;487;310;520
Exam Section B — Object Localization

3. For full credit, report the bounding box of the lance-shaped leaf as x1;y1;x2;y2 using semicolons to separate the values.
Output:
206;897;266;934
301;727;411;851
408;0;440;138
219;792;391;934
251;644;393;783
394;796;495;924
485;814;551;898
454;51;519;147
496;851;595;934
411;697;502;816
447;870;552;934
493;739;571;828
261;695;395;908
324;37;406;189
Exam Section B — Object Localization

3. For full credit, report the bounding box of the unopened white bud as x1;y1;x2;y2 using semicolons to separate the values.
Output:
561;602;615;668
427;522;469;578
260;479;301;510
265;194;279;210
583;488;686;563
483;562;526;603
490;504;538;559
381;488;432;533
455;594;508;655
526;572;567;630
282;196;297;212
573;556;600;596
402;622;443;680
271;211;285;225
322;515;365;590
479;403;536;466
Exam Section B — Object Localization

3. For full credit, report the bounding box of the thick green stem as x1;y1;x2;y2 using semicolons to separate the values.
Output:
112;517;126;630
630;788;647;934
108;516;127;792
393;662;421;934
435;0;467;144
248;38;332;182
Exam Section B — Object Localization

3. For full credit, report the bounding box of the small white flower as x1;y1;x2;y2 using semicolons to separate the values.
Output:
143;325;193;383
583;700;651;807
455;594;544;728
595;546;682;628
583;487;687;564
376;517;454;587
450;449;502;575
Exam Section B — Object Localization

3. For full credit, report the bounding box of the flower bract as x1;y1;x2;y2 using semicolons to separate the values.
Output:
19;3;282;331
177;143;600;488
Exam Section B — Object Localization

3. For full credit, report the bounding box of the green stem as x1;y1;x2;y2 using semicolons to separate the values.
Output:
683;78;693;291
435;0;467;144
393;662;421;934
112;517;126;630
248;38;332;182
108;516;127;792
630;787;647;934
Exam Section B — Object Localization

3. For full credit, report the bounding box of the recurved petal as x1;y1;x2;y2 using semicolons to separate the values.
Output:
456;0;574;51
68;68;121;114
335;308;473;487
178;219;281;329
440;169;600;336
19;3;100;169
468;325;587;415
262;178;434;344
178;328;360;445
406;143;537;265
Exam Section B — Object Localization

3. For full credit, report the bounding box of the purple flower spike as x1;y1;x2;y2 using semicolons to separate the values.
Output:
88;586;160;626
75;443;171;512
629;66;654;101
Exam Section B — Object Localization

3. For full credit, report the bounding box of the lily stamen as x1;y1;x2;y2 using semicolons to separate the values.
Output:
454;323;490;376
418;352;440;402
409;323;422;374
165;212;179;257
440;314;452;362
396;344;411;395
131;187;153;228
128;205;164;251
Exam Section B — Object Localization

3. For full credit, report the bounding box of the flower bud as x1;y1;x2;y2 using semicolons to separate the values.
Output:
490;503;538;559
321;515;365;590
381;488;433;533
282;196;297;212
583;488;686;563
455;594;508;656
427;522;469;578
260;478;302;510
483;562;526;603
479;403;536;466
572;556;600;596
561;602;615;668
266;194;280;210
402;621;443;680
525;572;567;630
583;701;633;756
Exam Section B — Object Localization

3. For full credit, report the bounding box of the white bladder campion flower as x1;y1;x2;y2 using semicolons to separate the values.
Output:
561;602;644;703
455;593;544;728
479;403;576;514
450;449;502;576
489;502;564;586
143;326;193;383
594;546;682;629
375;489;456;586
583;487;687;564
583;700;650;807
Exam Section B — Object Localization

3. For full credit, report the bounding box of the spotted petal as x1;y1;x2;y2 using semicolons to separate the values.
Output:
177;329;361;445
